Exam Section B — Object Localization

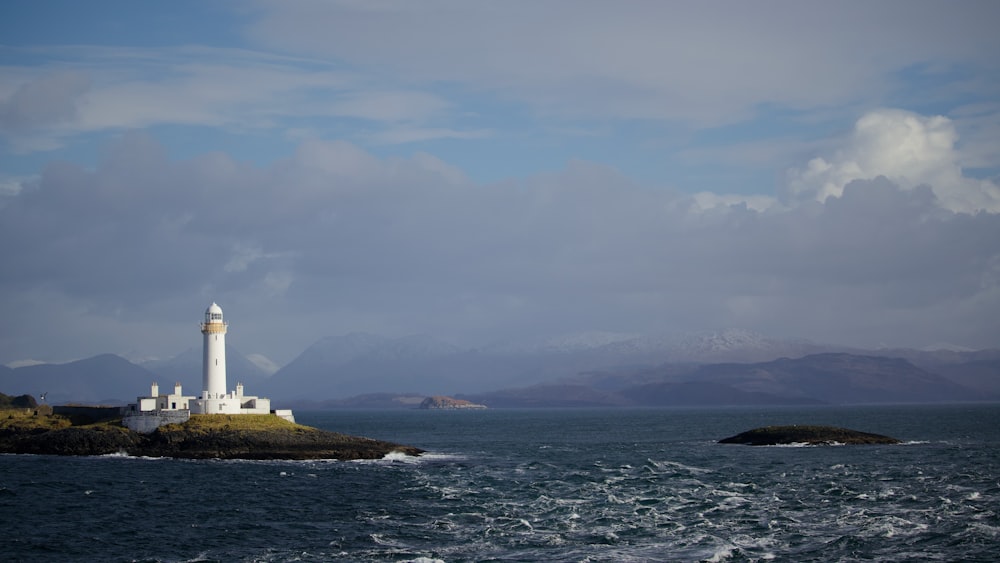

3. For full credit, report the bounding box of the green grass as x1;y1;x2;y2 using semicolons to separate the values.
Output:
0;409;72;431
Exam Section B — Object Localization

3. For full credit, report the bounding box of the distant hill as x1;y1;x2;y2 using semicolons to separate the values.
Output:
261;328;998;404
459;379;823;408
460;384;633;408
596;353;985;406
7;329;998;407
456;353;988;408
260;329;840;401
281;393;428;410
681;353;982;404
927;359;1000;397
0;354;157;405
260;333;534;400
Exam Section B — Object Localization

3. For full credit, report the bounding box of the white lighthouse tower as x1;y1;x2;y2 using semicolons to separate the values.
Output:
202;302;228;399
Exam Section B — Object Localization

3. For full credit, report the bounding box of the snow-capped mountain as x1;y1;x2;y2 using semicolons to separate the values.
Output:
260;328;839;400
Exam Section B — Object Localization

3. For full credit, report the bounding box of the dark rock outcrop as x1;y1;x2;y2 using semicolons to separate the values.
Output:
3;425;141;456
137;425;423;460
0;417;423;460
719;425;901;446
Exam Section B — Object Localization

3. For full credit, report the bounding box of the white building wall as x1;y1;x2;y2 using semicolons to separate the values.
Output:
138;398;159;412
190;397;241;415
273;409;295;423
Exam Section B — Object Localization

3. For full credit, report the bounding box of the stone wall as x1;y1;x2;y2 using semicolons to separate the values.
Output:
122;410;191;434
52;405;123;423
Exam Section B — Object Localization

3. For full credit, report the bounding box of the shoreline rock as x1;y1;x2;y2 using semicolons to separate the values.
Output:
719;425;901;446
0;414;423;460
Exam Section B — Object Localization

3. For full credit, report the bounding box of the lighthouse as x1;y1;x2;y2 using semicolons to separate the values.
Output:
123;302;295;430
201;302;227;399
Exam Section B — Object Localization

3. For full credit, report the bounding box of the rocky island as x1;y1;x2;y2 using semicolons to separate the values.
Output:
0;408;423;460
719;425;901;446
419;395;487;409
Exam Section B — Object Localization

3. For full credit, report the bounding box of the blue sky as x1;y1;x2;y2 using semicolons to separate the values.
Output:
1;1;999;365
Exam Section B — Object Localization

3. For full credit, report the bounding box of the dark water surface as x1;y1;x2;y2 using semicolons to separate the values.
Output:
2;404;998;562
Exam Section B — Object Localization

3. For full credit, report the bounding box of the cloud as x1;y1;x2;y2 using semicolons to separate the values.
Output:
0;46;477;152
0;70;92;152
690;191;781;213
0;174;30;199
328;90;450;123
786;109;1000;213
1;121;998;363
246;1;1000;124
368;127;492;145
0;70;90;132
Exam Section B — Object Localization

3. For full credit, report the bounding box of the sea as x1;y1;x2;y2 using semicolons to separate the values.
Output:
1;404;998;562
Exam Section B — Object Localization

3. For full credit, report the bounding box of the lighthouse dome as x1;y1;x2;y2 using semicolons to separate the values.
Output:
205;302;224;323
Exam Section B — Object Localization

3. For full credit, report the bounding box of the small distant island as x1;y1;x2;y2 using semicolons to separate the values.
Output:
719;425;901;446
419;395;487;410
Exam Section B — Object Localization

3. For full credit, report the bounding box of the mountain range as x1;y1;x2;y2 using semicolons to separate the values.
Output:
2;330;998;407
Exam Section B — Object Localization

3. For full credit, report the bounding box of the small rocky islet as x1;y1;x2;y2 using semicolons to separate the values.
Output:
0;410;423;460
719;425;901;446
418;395;487;409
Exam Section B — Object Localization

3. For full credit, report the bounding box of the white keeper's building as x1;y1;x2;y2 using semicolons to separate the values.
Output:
123;303;294;433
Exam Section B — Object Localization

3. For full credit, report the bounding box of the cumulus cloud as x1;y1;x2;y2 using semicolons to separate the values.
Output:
787;109;1000;213
1;129;997;363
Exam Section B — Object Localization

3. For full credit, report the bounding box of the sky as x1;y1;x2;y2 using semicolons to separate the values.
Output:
1;0;999;366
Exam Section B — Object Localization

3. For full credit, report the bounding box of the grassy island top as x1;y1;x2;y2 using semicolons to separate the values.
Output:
163;414;305;432
2;408;76;430
2;410;300;431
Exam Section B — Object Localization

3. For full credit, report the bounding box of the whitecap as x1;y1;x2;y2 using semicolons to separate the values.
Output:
704;542;736;562
382;450;417;462
349;450;464;465
769;442;814;448
646;459;713;475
